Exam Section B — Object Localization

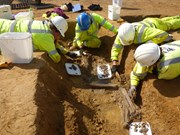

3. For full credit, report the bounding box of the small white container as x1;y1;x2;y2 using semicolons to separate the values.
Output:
112;0;123;7
0;32;33;63
15;11;33;21
108;5;121;20
97;64;112;79
65;63;81;75
129;122;152;135
0;5;13;19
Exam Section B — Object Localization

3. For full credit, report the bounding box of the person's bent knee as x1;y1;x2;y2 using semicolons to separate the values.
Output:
86;39;101;48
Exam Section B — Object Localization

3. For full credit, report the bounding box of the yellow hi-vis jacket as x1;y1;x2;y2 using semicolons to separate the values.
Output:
130;40;180;86
73;13;118;48
0;19;68;63
111;15;180;61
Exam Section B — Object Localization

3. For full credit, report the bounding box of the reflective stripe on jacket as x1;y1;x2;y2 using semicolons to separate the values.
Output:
130;41;180;86
111;21;169;61
111;35;123;61
0;19;67;63
74;13;118;47
111;15;180;61
132;22;169;44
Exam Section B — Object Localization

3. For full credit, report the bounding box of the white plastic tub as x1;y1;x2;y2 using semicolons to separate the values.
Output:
129;122;152;135
108;5;121;20
112;0;123;7
65;63;81;75
0;32;33;63
0;5;13;19
97;64;112;79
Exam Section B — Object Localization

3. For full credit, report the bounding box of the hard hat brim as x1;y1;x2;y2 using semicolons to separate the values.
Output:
60;31;65;37
119;37;132;46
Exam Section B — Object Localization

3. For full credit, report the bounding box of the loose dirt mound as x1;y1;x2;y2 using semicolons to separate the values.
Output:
0;0;180;135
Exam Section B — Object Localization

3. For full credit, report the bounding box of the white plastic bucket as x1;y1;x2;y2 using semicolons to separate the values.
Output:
0;32;33;63
108;5;121;20
0;5;13;19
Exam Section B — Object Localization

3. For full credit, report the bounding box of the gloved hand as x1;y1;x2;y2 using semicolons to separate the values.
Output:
66;52;78;59
128;85;137;100
111;65;118;74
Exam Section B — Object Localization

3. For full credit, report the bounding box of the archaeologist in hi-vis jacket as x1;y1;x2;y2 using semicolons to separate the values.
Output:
111;15;180;74
128;41;180;100
69;12;118;50
0;16;77;63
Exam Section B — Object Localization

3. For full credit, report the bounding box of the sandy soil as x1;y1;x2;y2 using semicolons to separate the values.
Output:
0;0;180;135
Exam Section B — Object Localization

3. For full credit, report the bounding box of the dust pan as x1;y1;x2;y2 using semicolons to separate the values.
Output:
97;64;112;79
129;122;152;135
65;63;81;76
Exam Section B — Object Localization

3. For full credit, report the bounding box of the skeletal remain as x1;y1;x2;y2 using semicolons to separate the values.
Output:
120;88;142;128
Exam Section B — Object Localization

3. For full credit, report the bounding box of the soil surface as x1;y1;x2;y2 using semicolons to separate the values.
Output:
0;0;180;135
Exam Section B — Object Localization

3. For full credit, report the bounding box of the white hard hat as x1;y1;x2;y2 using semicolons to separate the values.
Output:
118;23;135;46
134;43;161;66
51;16;68;37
